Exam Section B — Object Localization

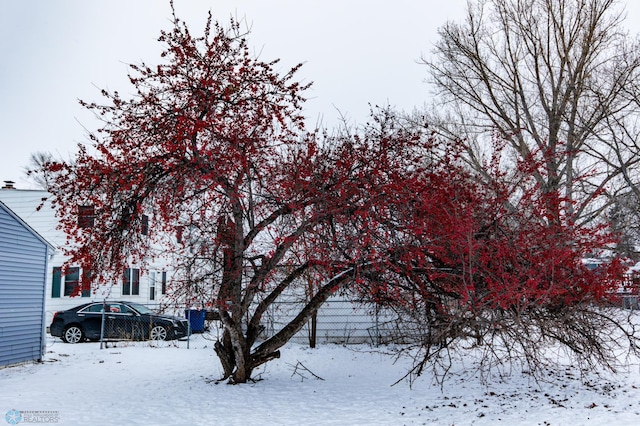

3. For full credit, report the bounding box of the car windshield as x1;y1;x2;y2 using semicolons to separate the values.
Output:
127;303;155;315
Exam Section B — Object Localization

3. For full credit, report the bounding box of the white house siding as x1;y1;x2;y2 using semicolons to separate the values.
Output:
0;189;172;324
0;201;51;367
259;296;391;345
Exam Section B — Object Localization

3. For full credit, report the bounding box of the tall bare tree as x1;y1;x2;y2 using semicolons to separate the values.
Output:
422;0;640;225
24;151;55;190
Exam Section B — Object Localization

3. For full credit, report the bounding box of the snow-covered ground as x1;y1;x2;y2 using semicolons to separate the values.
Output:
2;333;640;425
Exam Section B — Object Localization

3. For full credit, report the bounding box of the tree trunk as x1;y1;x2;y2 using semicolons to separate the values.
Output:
250;268;356;365
212;267;357;383
215;314;255;383
214;340;234;379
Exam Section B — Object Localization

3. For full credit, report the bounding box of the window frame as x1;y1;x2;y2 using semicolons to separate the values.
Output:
63;267;81;297
149;271;156;301
78;205;95;228
123;267;140;296
141;214;149;236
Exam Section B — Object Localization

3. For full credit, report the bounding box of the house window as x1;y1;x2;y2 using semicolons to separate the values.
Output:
63;267;80;296
149;271;156;301
123;268;140;296
54;266;90;297
141;214;149;235
78;205;95;228
52;267;62;298
161;271;167;295
176;226;184;243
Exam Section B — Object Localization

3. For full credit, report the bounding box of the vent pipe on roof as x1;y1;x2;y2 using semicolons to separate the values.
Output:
2;180;16;189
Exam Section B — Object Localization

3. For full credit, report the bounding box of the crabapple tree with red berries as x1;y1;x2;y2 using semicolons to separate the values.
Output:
43;8;637;384
42;10;436;383
358;135;639;383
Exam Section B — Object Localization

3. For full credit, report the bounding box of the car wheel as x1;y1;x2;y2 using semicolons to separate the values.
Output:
150;325;168;341
62;325;84;343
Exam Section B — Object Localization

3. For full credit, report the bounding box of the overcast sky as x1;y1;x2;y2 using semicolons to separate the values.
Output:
1;0;638;188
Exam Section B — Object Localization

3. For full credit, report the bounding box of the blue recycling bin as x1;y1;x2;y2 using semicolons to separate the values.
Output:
185;309;205;333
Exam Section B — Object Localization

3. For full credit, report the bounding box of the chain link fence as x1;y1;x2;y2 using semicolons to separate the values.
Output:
148;298;415;349
48;295;639;350
48;298;422;349
259;299;419;346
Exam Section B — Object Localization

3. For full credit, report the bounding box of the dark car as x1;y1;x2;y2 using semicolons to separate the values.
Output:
50;301;191;343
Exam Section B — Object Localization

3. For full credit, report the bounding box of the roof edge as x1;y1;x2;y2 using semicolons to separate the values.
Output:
0;200;56;252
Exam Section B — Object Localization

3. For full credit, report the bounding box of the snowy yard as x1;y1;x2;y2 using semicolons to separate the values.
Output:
2;333;640;425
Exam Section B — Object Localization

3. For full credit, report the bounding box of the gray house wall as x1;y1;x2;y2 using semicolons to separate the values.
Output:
0;201;51;367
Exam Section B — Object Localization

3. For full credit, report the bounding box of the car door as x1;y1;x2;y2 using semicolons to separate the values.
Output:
76;303;105;340
118;303;147;339
104;303;137;340
126;306;154;340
